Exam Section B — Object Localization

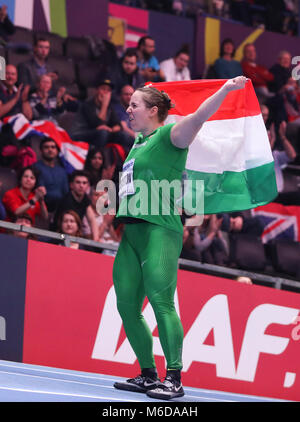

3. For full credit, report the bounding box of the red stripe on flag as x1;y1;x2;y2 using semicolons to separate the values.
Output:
262;218;286;237
150;79;261;120
15;122;31;138
68;148;85;165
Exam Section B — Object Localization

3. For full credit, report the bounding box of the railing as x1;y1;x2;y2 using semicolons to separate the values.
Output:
1;219;299;293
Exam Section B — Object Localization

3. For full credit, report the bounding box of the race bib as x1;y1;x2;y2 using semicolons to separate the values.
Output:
119;158;135;199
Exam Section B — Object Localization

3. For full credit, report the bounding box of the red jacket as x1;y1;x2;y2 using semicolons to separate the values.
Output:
2;187;41;224
241;60;274;88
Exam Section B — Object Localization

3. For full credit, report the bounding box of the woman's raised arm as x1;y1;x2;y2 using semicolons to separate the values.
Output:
170;76;248;149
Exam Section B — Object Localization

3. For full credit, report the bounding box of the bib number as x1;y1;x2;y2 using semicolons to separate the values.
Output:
119;159;135;199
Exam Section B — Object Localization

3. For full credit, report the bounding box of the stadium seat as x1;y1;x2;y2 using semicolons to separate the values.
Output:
229;233;267;271
7;26;34;47
76;60;107;89
56;111;77;134
33;31;65;57
64;37;92;62
0;167;17;198
47;56;76;86
270;240;300;277
46;56;80;97
6;49;33;67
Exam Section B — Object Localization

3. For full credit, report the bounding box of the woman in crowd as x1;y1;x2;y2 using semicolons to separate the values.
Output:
2;165;48;225
214;38;243;79
57;209;84;249
83;146;106;188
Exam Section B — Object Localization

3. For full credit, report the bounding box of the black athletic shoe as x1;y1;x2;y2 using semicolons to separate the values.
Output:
114;373;160;394
146;375;185;400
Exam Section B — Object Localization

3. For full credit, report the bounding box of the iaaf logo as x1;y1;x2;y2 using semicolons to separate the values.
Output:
92;288;300;386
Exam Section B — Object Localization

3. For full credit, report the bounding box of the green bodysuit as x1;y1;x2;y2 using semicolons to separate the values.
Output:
113;123;188;370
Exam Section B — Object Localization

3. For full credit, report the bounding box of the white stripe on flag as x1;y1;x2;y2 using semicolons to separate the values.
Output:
166;114;273;174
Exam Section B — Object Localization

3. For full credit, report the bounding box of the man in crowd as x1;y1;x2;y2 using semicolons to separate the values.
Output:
0;64;32;120
53;169;99;241
113;84;135;141
0;4;15;44
241;43;274;101
18;37;58;92
269;50;292;93
33;137;69;214
111;48;144;99
160;45;191;82
70;79;133;151
137;35;165;82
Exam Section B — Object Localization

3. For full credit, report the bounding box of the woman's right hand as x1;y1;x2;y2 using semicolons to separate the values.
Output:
34;186;47;202
224;76;248;92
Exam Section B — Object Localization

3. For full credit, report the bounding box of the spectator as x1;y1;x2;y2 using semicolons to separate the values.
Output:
262;104;297;197
180;215;229;265
70;79;133;151
53;169;99;241
180;225;202;261
213;38;243;79
0;64;32;120
137;35;165;82
236;276;253;285
29;74;66;125
56;210;85;249
0;4;15;44
2;165;48;225
221;212;265;237
241;43;274;101
282;0;298;36
0;65;33;166
271;121;298;204
33;137;69;213
194;214;229;265
83;146;107;188
0;64;35;168
269;50;292;93
111;48;145;99
160;45;191;82
11;213;35;239
205;0;230;18
17;37;58;92
82;187;121;256
268;50;293;126
281;77;300;126
113;84;135;141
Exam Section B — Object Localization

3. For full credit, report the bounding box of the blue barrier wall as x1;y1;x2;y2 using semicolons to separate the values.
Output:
0;233;27;362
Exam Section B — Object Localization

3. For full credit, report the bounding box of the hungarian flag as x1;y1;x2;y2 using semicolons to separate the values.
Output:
3;114;89;173
151;79;277;215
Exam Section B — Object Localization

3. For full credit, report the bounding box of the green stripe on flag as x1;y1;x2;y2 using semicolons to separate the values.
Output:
50;0;67;37
184;161;277;215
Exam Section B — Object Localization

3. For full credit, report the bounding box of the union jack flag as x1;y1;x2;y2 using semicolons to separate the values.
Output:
3;114;89;174
252;202;300;243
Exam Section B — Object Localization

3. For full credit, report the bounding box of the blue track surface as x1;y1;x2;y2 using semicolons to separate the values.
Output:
0;360;284;402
